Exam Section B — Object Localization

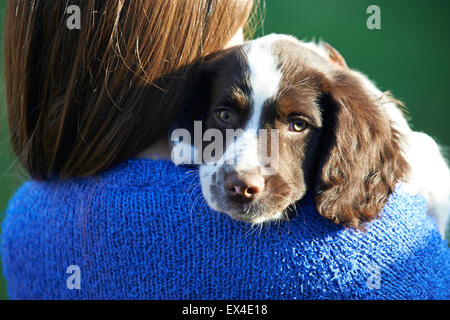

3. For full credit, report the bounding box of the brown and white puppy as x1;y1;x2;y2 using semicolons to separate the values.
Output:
171;34;450;233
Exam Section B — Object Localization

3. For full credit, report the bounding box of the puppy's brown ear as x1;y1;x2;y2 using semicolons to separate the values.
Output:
314;71;410;228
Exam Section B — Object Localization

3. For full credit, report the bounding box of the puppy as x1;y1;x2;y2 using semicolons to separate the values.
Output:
171;34;450;236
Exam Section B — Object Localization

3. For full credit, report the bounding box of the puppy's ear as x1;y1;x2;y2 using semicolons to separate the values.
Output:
169;62;212;140
314;71;410;228
168;60;214;165
322;42;348;69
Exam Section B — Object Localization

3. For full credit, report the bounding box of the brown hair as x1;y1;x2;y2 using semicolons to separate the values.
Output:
4;0;256;179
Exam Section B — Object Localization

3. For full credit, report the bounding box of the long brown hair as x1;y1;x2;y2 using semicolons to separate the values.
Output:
4;0;257;179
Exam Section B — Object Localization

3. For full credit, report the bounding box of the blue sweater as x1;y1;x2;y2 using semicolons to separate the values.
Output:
1;158;449;300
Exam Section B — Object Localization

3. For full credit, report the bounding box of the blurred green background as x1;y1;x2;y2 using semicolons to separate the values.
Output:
0;0;449;299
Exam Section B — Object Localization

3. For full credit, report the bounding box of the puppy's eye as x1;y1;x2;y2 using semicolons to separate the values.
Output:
289;119;309;132
215;108;233;124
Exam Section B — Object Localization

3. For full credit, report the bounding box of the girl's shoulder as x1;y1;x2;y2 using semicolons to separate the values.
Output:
4;158;194;215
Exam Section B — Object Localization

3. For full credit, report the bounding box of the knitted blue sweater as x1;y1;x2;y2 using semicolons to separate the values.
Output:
1;158;449;300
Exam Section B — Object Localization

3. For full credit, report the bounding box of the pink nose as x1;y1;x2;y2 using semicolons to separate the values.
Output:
225;172;265;199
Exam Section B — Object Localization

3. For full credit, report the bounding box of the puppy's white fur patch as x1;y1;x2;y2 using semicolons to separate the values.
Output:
244;35;282;131
227;36;282;173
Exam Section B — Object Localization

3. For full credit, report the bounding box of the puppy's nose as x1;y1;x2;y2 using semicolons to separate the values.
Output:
225;172;265;199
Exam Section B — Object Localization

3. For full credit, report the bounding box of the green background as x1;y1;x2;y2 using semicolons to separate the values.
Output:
1;0;449;299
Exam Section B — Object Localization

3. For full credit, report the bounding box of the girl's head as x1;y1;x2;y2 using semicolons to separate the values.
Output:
4;0;257;179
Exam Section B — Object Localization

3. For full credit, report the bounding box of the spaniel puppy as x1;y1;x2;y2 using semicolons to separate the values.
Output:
171;34;450;236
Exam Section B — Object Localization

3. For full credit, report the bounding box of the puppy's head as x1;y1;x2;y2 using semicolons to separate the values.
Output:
172;34;409;227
